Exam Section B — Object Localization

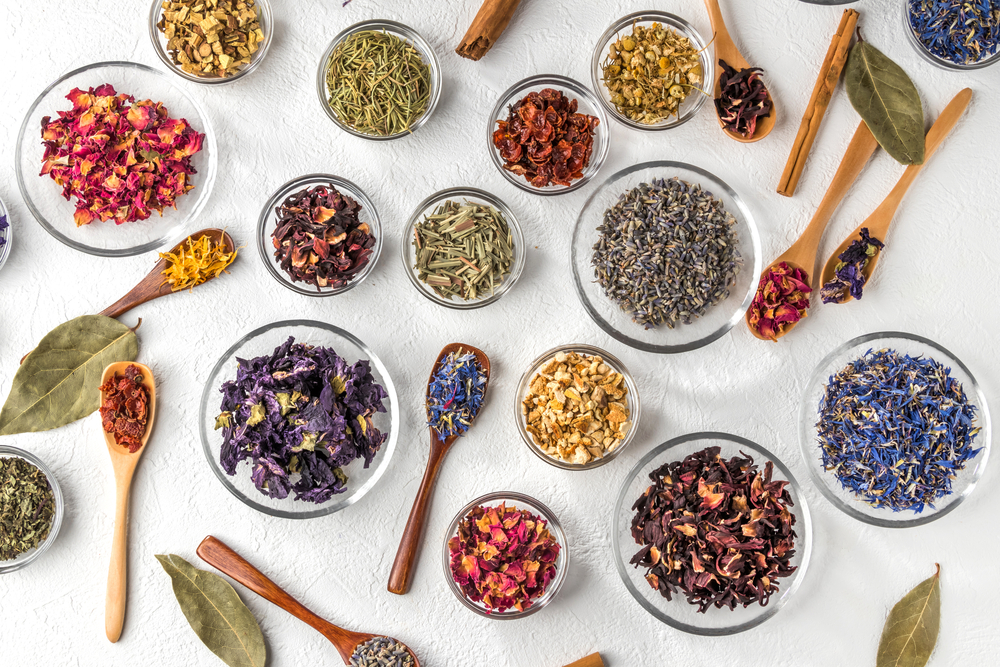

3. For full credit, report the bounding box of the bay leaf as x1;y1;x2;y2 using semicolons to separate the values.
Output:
876;564;941;667
156;554;266;667
0;315;138;435
846;40;925;165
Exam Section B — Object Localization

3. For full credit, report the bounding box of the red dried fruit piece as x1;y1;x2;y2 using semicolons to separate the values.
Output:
100;364;150;452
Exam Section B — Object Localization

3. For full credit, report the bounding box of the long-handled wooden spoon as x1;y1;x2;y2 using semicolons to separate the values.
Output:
745;119;879;341
197;536;421;666
702;0;776;143
388;343;491;595
820;88;972;303
101;361;156;643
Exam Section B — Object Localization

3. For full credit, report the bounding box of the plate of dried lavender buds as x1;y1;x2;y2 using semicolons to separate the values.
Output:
572;161;760;353
612;432;812;635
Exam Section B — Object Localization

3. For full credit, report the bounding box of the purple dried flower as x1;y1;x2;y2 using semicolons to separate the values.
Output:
820;228;884;304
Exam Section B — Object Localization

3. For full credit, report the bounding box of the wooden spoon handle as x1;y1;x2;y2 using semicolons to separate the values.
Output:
388;440;449;595
564;653;605;667
105;470;133;643
101;275;169;319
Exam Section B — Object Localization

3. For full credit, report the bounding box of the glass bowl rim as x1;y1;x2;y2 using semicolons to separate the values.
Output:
197;318;399;519
147;0;275;85
901;0;1000;71
15;60;218;257
590;10;714;132
486;73;611;196
255;173;383;298
315;19;442;141
797;330;992;528
442;490;569;619
400;186;526;310
0;445;65;574
0;195;12;272
571;159;761;353
514;343;642;470
612;431;813;635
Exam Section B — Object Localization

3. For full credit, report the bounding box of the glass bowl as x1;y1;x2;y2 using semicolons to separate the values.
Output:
401;187;526;310
256;173;382;297
198;320;399;519
571;161;761;353
487;74;610;196
515;344;641;470
443;491;569;619
0;195;11;273
316;20;442;141
798;331;991;528
15;61;217;258
902;0;1000;71
0;446;65;574
613;432;812;635
591;11;713;132
148;0;274;85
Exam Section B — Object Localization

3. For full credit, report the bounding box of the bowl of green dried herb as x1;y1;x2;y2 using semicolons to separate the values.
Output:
316;19;441;140
402;187;525;310
799;331;991;528
0;446;64;574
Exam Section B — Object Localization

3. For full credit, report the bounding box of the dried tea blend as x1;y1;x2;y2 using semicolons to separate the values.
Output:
0;456;56;561
715;59;773;138
426;350;486;438
747;262;811;341
820;228;883;303
157;0;264;78
99;364;151;453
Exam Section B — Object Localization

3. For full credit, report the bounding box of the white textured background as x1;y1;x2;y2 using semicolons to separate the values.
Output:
1;0;998;665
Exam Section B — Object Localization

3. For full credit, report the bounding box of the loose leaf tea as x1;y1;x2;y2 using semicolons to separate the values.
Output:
747;262;811;341
493;89;600;188
0;214;7;248
816;349;980;512
160;233;239;292
876;565;941;667
0;315;139;435
908;0;999;65
592;177;741;329
601;21;703;124
157;0;264;78
630;446;797;612
155;554;266;667
351;636;415;667
0;456;56;561
40;84;205;226
715;59;773;138
427;350;486;438
216;336;388;503
846;38;925;165
99;364;151;453
413;200;514;300
271;184;376;290
325;29;432;137
820;228;884;303
448;502;560;613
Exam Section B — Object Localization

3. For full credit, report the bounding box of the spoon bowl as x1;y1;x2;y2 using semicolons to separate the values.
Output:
101;361;156;643
388;343;491;595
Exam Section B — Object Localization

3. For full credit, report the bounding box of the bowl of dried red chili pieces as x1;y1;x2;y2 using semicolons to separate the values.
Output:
256;173;382;297
488;74;609;196
613;432;812;635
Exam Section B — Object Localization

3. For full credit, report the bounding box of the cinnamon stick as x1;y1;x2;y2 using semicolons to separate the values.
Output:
562;653;604;667
776;8;860;197
456;0;523;61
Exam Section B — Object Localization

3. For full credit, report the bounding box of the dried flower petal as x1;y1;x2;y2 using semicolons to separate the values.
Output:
820;228;884;303
99;364;150;453
747;262;812;341
714;60;773;138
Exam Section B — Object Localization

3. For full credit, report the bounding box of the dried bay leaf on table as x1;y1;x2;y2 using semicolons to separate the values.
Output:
877;564;941;667
0;315;139;435
846;39;925;165
156;554;266;667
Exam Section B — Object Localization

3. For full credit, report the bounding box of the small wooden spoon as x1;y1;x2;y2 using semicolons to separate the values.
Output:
101;361;156;643
197;536;421;666
388;343;491;595
101;228;235;318
820;88;972;303
746;119;879;341
703;0;776;143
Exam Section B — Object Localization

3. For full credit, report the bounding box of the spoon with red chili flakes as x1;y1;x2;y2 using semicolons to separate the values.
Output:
99;362;156;644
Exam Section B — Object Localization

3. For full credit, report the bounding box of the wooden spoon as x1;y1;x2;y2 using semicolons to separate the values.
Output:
702;0;776;143
564;653;605;667
745;119;879;341
388;343;491;595
101;361;156;643
101;228;235;318
820;88;972;303
197;536;421;666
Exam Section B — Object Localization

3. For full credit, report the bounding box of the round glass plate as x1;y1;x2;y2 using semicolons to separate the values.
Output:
613;432;812;635
799;331;991;528
198;320;398;519
0;194;12;273
0;445;65;574
16;61;216;257
571;161;761;353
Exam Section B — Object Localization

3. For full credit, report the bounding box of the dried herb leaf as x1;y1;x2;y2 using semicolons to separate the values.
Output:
0;315;138;435
156;554;266;667
845;39;924;165
877;564;941;667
